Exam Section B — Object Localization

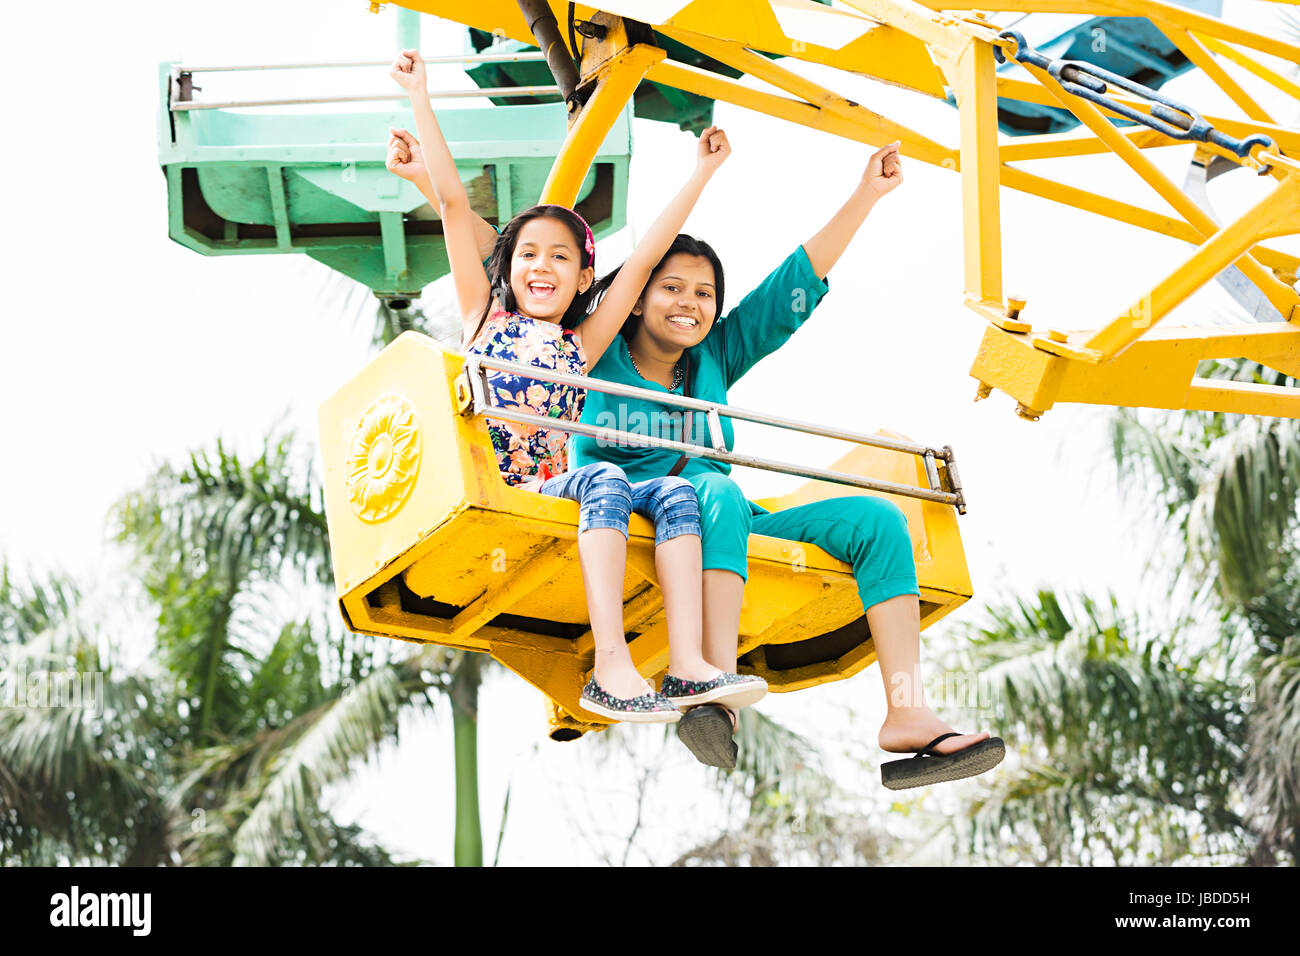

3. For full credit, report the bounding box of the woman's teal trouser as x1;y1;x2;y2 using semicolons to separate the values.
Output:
689;472;920;612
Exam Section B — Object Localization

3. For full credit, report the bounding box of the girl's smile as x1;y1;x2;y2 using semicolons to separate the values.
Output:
510;217;592;320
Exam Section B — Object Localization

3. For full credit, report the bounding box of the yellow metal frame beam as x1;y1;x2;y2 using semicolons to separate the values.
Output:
912;0;1300;64
642;48;1300;282
539;17;665;206
660;28;896;129
1195;32;1300;102
1082;174;1300;360
997;125;1177;162
971;322;1300;420
838;0;985;55
646;32;1297;303
1017;56;1299;325
637;20;1300;412
1103;0;1300;64
395;0;1300;422
644;58;952;163
996;163;1300;281
952;35;1003;307
1154;21;1275;125
990;76;1300;156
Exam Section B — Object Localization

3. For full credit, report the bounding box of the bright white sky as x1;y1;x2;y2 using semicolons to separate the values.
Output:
1;0;1296;864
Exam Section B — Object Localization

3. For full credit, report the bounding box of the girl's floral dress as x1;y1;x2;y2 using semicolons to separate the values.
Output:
466;308;586;486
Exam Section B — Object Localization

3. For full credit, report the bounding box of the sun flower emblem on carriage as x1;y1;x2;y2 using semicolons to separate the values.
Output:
345;394;421;522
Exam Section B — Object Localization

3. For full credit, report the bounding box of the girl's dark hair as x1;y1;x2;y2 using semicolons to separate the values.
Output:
469;205;596;344
588;234;726;344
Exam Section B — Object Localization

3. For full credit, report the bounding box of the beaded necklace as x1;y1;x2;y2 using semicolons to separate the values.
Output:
628;348;684;390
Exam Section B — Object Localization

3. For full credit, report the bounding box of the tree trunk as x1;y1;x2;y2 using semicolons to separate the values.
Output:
449;652;484;866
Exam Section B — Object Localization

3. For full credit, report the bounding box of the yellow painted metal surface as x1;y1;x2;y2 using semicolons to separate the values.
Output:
394;1;948;97
386;0;1300;420
320;334;971;728
952;35;1002;308
971;322;1300;419
540;17;665;205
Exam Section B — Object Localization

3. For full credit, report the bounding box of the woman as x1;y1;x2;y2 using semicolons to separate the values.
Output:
573;142;1004;785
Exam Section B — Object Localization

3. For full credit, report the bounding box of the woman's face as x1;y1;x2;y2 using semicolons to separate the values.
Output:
633;253;719;350
509;215;593;321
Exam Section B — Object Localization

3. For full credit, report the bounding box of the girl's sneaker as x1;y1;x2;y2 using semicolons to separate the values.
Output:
660;672;768;710
579;677;681;723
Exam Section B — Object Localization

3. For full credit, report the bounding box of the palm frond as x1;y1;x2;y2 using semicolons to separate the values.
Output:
0;565;81;646
1243;638;1300;862
114;431;332;590
227;657;430;865
372;302;433;349
951;589;1251;863
0;578;175;865
727;707;825;815
1110;408;1202;520
1189;417;1300;608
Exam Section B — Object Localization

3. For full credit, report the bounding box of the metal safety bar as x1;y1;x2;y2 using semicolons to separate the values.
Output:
168;52;557;111
173;53;548;73
460;355;967;514
170;87;562;111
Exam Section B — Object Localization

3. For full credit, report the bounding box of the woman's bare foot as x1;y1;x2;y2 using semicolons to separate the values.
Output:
878;707;990;755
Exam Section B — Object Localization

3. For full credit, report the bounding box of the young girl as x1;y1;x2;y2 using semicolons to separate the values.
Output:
573;142;1005;784
386;49;767;724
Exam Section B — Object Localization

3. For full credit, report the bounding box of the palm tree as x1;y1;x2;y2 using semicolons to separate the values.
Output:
1109;360;1300;863
670;708;898;866
113;433;439;865
954;589;1252;864
0;566;173;865
943;360;1298;865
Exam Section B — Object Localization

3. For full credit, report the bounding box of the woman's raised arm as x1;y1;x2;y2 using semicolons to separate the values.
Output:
802;141;903;280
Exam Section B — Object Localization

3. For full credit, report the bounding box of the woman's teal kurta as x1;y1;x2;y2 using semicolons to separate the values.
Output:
571;246;919;610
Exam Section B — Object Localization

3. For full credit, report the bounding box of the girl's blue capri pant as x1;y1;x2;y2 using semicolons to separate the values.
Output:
539;461;701;545
689;472;919;612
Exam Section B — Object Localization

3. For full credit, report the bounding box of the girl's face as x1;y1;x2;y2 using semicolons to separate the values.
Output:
508;216;593;321
633;253;719;350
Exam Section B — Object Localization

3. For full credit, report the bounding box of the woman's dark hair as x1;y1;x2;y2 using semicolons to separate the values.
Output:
468;205;596;344
588;234;726;344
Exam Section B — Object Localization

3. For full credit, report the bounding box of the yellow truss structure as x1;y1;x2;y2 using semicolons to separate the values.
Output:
387;0;1300;419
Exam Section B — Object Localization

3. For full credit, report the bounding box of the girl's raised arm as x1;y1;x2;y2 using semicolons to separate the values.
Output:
576;126;732;368
802;141;903;280
390;49;492;341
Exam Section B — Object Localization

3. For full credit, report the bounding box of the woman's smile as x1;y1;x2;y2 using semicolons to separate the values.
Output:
635;253;719;350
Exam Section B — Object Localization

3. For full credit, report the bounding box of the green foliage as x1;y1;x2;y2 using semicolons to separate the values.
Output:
0;566;173;865
3;432;455;866
957;358;1300;864
669;709;897;866
955;590;1251;864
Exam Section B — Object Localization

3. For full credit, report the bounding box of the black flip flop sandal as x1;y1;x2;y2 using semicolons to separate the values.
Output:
880;733;1006;790
676;704;738;769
